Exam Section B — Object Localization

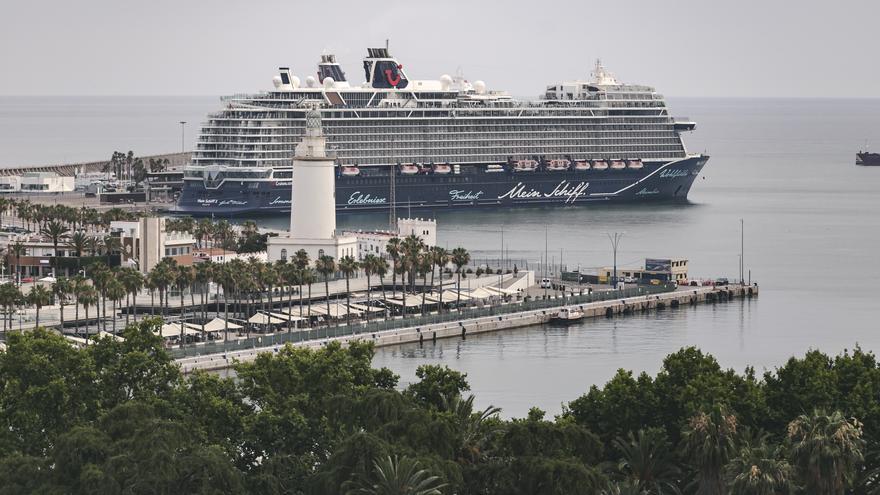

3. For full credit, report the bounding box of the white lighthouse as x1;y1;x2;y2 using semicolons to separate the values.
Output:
267;108;357;263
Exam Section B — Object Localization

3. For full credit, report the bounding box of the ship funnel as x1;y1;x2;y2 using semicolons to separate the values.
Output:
277;67;295;90
364;47;409;89
318;54;347;84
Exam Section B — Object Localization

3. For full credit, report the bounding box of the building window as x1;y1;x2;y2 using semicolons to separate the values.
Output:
318;249;324;258
280;249;287;262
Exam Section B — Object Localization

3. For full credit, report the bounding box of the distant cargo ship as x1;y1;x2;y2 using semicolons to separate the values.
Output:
856;151;880;166
176;48;707;216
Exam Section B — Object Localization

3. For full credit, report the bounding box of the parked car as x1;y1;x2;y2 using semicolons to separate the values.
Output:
540;278;552;289
715;277;729;286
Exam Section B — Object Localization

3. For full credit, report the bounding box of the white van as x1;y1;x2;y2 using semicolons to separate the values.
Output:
540;278;552;289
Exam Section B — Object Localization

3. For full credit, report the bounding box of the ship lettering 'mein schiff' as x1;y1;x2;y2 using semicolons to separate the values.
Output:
175;48;708;216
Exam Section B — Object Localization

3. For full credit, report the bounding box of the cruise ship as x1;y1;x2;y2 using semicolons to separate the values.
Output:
176;48;707;216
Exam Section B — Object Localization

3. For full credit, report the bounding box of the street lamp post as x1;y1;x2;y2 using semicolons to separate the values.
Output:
179;121;187;153
607;232;624;290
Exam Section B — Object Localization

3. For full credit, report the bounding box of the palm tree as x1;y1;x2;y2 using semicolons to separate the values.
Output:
417;254;432;315
66;231;89;272
88;263;112;332
0;284;22;333
787;409;864;495
40;220;70;272
344;455;446;495
27;285;51;328
315;255;336;330
51;277;73;331
375;257;390;320
682;406;738;495
362;254;378;323
338;256;359;326
72;275;88;333
293;249;310;319
194;261;213;333
281;262;299;332
79;286;97;334
431;247;449;313
102;235;122;265
119;268;144;324
175;264;195;347
194;218;214;249
386;237;402;299
451;247;470;308
726;433;792;495
612;428;681;495
9;242;26;286
301;267;317;329
214;263;233;341
105;279;126;334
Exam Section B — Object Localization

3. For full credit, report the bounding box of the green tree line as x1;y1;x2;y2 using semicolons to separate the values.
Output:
1;320;879;494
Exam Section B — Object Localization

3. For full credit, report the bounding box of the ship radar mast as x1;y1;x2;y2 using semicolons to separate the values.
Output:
591;59;619;86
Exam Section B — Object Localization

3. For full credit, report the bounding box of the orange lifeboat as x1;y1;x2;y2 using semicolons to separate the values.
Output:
341;165;360;177
399;164;419;175
626;159;644;169
591;160;608;170
513;159;538;172
574;160;590;171
610;160;627;170
433;163;452;174
546;159;570;171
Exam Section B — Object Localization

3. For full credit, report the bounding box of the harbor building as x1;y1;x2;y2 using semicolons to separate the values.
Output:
599;258;689;283
344;217;437;261
20;172;75;193
267;109;357;262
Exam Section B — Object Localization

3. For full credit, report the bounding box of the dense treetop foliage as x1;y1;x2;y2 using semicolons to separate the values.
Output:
0;320;878;494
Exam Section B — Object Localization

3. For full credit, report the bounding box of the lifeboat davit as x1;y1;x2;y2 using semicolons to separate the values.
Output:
574;160;590;171
627;159;644;169
591;160;608;170
610;160;627;170
433;163;452;174
341;165;360;177
399;164;419;175
546;159;570;171
513;159;538;172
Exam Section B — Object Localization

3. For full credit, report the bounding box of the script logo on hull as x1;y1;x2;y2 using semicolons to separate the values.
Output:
499;181;589;204
347;191;387;205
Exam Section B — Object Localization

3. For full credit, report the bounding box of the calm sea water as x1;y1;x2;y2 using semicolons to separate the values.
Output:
2;96;880;417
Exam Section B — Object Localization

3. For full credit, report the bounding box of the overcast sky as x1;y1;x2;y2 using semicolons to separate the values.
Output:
2;0;877;98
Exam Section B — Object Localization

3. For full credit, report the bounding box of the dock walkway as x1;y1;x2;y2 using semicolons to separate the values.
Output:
177;283;758;373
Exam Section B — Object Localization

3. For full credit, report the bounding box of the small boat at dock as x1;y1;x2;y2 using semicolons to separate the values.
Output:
550;307;585;323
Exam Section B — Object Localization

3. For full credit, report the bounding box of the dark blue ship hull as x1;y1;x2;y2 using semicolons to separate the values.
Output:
174;156;707;216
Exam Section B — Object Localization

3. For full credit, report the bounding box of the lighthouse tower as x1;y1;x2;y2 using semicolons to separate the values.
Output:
267;108;357;263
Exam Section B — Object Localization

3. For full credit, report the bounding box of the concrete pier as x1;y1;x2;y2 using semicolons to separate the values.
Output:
177;284;758;373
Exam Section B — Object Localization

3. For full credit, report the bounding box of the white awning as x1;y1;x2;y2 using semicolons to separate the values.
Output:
265;311;304;322
191;318;243;332
384;295;423;307
157;323;199;338
442;290;470;301
248;313;289;325
485;286;519;296
348;302;386;313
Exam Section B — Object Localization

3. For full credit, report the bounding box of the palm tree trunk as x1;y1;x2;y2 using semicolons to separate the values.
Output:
112;300;116;333
59;302;64;331
438;269;444;314
391;261;397;299
324;277;331;330
75;296;80;333
456;271;462;308
101;293;107;332
35;306;40;328
179;287;185;348
365;274;372;323
223;288;229;341
345;275;351;327
287;282;293;333
379;275;388;320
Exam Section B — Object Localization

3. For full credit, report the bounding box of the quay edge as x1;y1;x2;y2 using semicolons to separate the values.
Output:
178;284;758;374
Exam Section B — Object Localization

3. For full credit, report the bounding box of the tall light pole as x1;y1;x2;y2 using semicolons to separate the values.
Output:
607;232;624;290
179;121;186;153
740;218;744;285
